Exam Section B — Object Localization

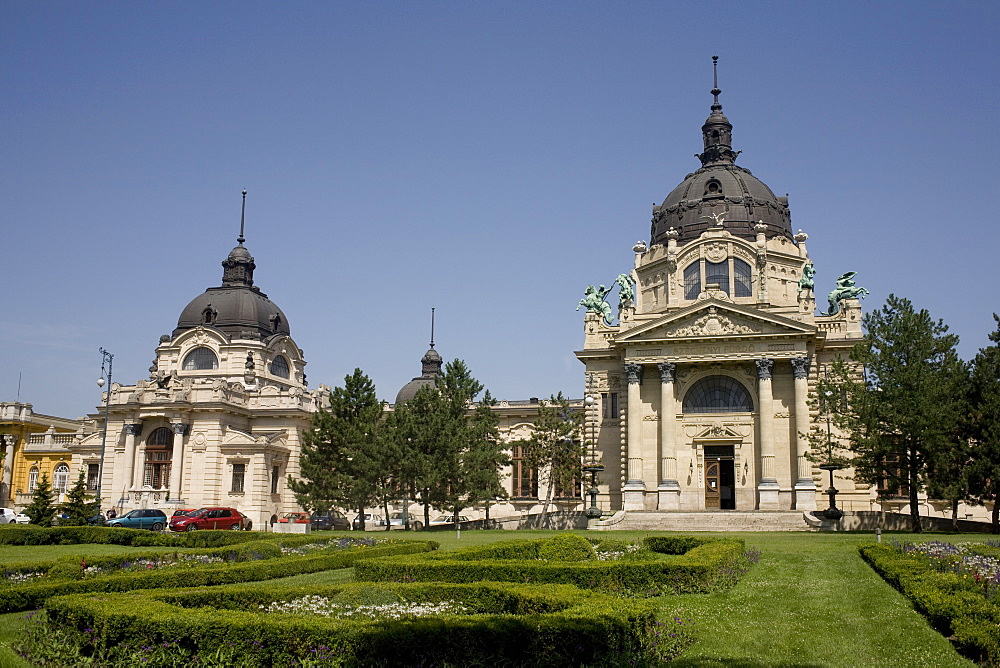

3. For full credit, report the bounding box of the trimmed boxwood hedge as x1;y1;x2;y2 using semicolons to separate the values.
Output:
0;524;283;547
354;533;747;595
860;543;1000;664
0;540;436;612
40;581;674;666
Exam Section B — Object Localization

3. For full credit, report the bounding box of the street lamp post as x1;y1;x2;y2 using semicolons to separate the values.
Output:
819;388;843;521
95;348;113;503
583;374;604;520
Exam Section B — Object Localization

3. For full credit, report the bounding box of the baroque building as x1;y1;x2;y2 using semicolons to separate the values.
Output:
576;65;867;514
70;209;328;528
1;402;86;507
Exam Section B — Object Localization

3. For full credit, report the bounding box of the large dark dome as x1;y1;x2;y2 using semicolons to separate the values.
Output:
651;164;791;245
172;242;290;340
651;62;792;246
395;345;442;404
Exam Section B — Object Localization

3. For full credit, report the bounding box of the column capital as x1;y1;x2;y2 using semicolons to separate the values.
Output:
657;361;676;384
124;423;143;437
624;362;644;384
170;423;190;436
755;357;774;381
790;356;811;379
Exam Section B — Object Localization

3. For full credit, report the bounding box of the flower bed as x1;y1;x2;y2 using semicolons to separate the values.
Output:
24;581;693;666
0;539;436;612
354;533;752;596
861;541;1000;664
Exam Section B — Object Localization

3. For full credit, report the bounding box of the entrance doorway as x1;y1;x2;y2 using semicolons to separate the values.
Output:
704;445;736;510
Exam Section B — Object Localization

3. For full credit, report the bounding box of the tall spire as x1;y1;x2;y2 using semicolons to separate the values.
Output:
221;189;256;287
698;55;739;166
238;188;247;245
429;307;435;348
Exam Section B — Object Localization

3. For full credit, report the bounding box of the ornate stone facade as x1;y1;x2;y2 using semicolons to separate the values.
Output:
575;76;867;514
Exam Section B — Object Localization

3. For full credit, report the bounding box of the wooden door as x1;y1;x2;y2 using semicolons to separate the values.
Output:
705;459;721;509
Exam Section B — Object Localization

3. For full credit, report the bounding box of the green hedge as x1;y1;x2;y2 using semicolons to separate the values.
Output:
860;543;1000;664
0;540;435;612
38;581;680;666
0;524;288;547
354;534;747;595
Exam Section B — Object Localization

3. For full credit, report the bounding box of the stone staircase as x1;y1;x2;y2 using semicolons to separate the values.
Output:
594;510;816;532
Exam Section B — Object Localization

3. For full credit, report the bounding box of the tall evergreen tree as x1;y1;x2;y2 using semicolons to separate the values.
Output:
288;369;386;523
821;295;966;532
389;382;452;528
24;472;56;526
966;314;1000;532
462;390;509;524
513;392;584;528
59;470;101;526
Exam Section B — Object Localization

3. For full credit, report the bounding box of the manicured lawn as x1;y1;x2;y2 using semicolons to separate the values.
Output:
0;543;183;565
0;529;986;666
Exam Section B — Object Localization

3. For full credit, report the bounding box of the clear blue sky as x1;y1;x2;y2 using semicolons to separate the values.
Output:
3;2;998;419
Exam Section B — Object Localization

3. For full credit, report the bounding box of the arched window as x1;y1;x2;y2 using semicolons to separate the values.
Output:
682;257;754;300
182;347;218;370
28;466;38;492
53;462;70;494
682;376;754;414
270;355;290;379
144;427;173;489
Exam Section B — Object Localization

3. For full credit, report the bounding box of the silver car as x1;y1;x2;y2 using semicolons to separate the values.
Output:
0;507;30;524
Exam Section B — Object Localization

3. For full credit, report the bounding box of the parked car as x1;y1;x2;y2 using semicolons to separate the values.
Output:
168;507;251;532
0;507;30;524
278;511;311;524
310;510;350;531
352;513;385;530
171;508;197;518
387;511;423;531
106;508;168;531
429;514;472;527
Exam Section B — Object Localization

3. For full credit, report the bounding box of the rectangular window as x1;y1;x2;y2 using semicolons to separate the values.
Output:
232;463;246;493
683;262;701;300
601;392;619;420
86;464;99;491
144;463;170;489
510;445;537;498
28;468;38;492
706;260;730;295
877;454;910;498
271;465;279;494
734;258;753;297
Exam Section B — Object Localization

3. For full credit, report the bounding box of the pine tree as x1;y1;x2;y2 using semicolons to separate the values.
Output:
820;295;966;532
60;470;101;526
513;392;584;529
288;369;386;522
24;472;56;526
966;314;1000;532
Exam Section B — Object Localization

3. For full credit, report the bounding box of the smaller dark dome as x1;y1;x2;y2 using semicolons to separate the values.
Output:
395;346;443;404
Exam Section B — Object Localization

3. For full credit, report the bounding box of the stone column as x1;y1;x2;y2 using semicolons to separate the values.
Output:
791;357;817;510
756;358;780;510
656;362;680;510
122;423;142;493
168;423;188;503
623;362;645;510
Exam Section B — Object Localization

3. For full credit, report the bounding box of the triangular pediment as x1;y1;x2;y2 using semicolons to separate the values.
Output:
617;299;814;344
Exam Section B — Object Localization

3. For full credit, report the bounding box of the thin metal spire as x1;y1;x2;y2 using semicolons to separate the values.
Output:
429;307;436;348
710;55;722;112
238;189;247;244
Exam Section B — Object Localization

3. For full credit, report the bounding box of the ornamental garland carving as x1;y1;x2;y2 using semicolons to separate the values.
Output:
671;307;764;337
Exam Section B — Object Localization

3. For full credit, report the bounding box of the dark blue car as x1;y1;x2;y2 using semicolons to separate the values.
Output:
106;508;167;531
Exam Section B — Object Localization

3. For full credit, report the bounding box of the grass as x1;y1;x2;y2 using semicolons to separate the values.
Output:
0;543;183;564
0;529;986;666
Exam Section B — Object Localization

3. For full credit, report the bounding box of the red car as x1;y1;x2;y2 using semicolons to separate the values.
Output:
169;507;251;532
278;512;311;524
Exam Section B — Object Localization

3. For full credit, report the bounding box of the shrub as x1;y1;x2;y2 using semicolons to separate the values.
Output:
537;533;596;561
0;540;435;612
29;581;693;666
861;543;1000;664
355;534;748;596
